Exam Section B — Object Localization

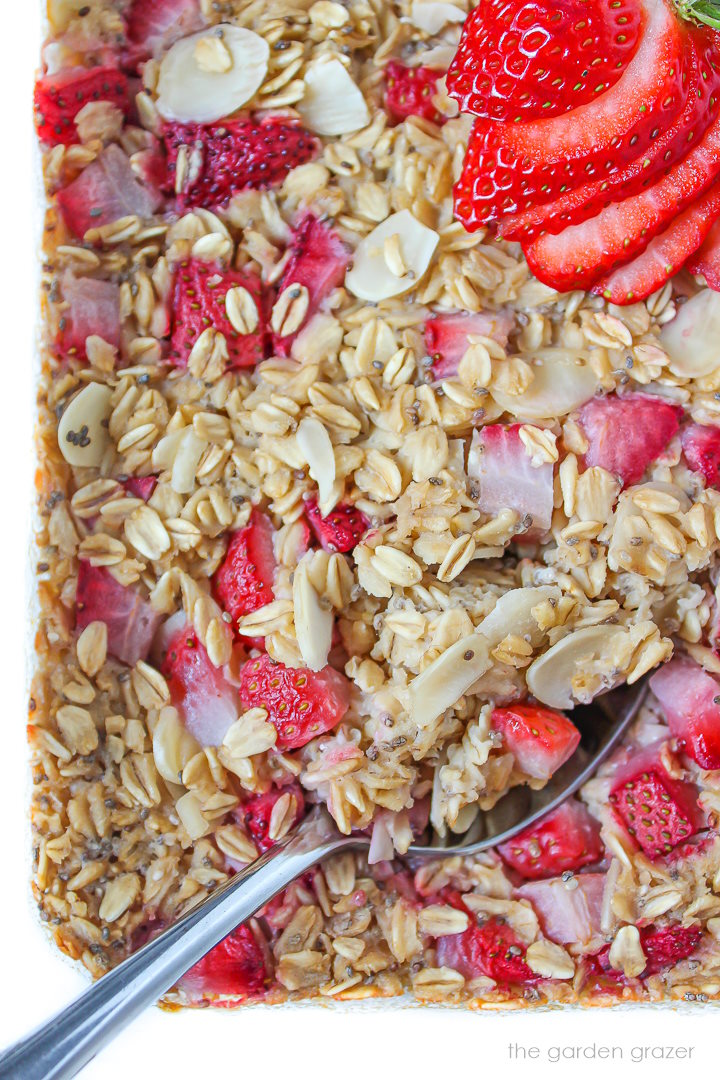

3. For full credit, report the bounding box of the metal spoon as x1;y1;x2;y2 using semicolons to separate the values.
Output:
0;680;647;1080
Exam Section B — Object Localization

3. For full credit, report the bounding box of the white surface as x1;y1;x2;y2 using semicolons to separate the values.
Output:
1;6;719;1077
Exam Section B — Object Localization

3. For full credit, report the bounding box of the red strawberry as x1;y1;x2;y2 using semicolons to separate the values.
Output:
467;424;555;539
447;0;642;123
641;923;702;975
35;66;130;147
578;393;681;487
650;653;720;770
76;562;161;667
491;704;581;781
498;800;602;880
682;422;720;486
239;783;305;853
183;925;267;998
688;217;720;288
609;757;702;857
162;119;319;210
594;180;720;304
122;475;157;502
56;145;162;239
384;62;446;125
160;622;239;747
56;272;121;360
170;260;267;369
239;653;350;750
435;917;539;985
125;0;204;61
424;309;514;379
271;215;351;357
213;511;276;626
305;499;368;553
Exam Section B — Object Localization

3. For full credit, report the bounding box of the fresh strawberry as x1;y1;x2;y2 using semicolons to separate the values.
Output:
125;0;204;62
35;66;130;146
305;499;368;553
609;756;702;857
682;422;720;486
687;216;720;288
238;783;305;853
162;119;319;210
271;215;351;357
239;653;350;750
594;180;720;304
56;144;162;239
492;704;580;780
467;424;555;539
517;873;605;945
498;800;602;880
435;916;539;985
56;272;121;360
424;309;514;379
213;511;276;626
122;475;157;502
384;61;446;125
641;923;702;974
578;393;681;487
183;924;267;998
650;653;720;770
76;562;161;667
447;0;643;123
170;259;267;369
160;622;239;747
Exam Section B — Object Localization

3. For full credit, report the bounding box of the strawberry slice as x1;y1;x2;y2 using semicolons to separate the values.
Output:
687;216;720;289
578;393;681;487
650;654;720;770
239;653;350;750
424;309;514;380
641;924;702;975
435;916;539;985
122;475;158;502
56;145;162;239
170;260;267;369
491;704;580;780
384;61;446;125
162;119;319;210
213;511;276;627
183;924;267;998
467;424;555;539
271;215;351;357
682;422;720;486
609;752;702;857
125;0;204;62
160;622;240;747
305;499;368;554
447;0;643;123
56;272;121;360
238;782;305;853
498;800;602;880
76;562;161;667
35;66;130;146
517;873;605;945
594;180;720;304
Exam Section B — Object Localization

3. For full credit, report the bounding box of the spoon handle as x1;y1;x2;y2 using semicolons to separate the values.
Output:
0;812;349;1080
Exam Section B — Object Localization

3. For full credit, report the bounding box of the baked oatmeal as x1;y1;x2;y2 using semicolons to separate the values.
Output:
30;0;720;1007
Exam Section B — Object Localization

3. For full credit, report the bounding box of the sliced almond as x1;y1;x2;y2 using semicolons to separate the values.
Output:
298;58;370;136
408;634;491;727
58;383;113;467
346;210;439;302
157;26;270;124
660;288;720;377
410;1;465;34
491;348;599;421
526;624;630;709
293;558;334;671
296;416;336;510
476;586;560;648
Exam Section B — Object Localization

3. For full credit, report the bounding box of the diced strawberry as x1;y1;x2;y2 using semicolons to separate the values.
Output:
170;260;267;370
35;66;130;146
76;562;161;667
594;180;720;305
162;119;319;211
212;511;276;627
160;623;240;747
384;61;446;125
435;916;539;985
491;703;581;781
578;393;681;487
56;144;162;239
424;310;514;380
688;217;720;289
239;653;350;750
641;923;702;975
682;422;720;487
238;782;305;853
271;215;351;357
467;424;555;539
498;800;602;880
122;475;157;502
650;654;720;771
125;0;204;61
56;272;121;360
183;924;267;998
609;755;702;858
517;873;605;945
305;499;368;554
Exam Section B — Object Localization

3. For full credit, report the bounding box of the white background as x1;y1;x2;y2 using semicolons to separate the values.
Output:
1;5;719;1077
